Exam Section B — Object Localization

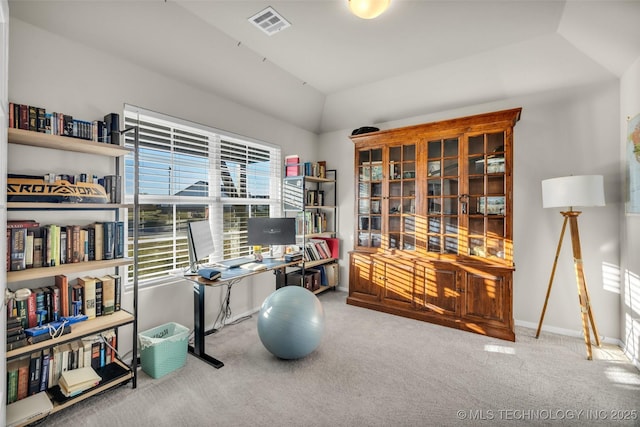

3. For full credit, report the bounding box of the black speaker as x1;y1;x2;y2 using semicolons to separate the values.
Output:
104;113;120;145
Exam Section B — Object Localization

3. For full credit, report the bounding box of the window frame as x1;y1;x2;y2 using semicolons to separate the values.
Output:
123;105;282;289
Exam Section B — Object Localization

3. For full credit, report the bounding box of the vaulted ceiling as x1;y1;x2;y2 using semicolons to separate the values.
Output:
9;1;640;134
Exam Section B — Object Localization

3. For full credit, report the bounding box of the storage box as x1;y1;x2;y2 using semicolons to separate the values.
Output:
287;268;320;291
138;322;189;379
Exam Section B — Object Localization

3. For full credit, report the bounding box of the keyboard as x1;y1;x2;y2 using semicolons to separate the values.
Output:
213;256;256;269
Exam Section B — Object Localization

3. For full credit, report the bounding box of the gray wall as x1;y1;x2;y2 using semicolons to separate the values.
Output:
620;57;640;368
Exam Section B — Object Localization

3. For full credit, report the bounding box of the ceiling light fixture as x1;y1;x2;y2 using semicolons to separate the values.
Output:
349;0;390;19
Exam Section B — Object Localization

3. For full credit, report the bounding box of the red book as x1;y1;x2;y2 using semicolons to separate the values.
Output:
285;155;300;177
55;275;69;319
315;237;339;259
26;291;37;328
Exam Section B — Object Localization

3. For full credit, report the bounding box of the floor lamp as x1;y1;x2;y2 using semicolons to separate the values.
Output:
536;175;605;360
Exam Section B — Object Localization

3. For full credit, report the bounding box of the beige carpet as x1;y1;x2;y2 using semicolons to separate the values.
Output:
41;290;640;426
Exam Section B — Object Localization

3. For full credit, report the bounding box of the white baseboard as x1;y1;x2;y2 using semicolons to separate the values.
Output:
515;319;622;346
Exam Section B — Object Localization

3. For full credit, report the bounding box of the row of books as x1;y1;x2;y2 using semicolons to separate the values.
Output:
6;330;116;404
6;220;125;272
284;155;328;178
305;189;325;207
295;211;328;236
303;238;334;262
8;102;120;144
7;274;122;334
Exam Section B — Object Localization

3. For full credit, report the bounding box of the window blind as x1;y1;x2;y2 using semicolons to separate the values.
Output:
123;105;281;288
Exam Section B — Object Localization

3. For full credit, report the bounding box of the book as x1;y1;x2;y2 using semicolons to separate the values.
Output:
285;154;300;177
25;229;34;268
55;275;69;318
7;359;20;403
27;351;42;396
49;346;63;388
6;391;53;427
59;366;101;397
240;262;267;271
7;338;29;351
109;274;122;312
114;221;125;258
71;284;83;316
49;286;60;322
103;221;115;260
98;275;115;315
32;227;43;268
26;291;37;328
59;226;67;264
95;277;103;317
16;356;30;400
92;223;104;261
10;227;27;271
70;225;82;263
77;276;97;319
39;349;51;392
15;299;28;329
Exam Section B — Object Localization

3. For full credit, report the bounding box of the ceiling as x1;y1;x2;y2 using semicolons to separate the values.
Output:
8;1;640;134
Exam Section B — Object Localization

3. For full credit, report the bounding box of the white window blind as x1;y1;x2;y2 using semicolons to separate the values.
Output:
123;105;282;288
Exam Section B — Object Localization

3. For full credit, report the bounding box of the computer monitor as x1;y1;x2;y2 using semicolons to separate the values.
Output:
187;220;215;273
247;217;297;257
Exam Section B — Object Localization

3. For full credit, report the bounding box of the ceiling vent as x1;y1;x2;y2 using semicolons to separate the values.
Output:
249;6;291;36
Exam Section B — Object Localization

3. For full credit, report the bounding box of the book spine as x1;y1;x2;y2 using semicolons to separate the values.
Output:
28;105;37;131
115;221;125;258
95;279;103;317
112;275;121;312
103;221;115;260
10;227;27;271
39;350;50;392
28;351;41;396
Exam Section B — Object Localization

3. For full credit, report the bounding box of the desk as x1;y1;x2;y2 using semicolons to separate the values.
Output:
174;258;297;369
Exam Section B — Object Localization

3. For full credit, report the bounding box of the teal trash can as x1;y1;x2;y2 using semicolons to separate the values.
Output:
138;322;189;379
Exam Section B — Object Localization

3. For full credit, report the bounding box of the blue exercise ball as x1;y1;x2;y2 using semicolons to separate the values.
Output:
257;286;325;360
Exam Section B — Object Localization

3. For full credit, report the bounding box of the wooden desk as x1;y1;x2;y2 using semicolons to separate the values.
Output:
174;258;297;369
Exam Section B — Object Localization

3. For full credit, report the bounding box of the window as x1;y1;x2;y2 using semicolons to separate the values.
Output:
123;105;282;288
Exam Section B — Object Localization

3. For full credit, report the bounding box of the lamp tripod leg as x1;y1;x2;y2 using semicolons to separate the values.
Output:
568;214;600;360
536;216;569;338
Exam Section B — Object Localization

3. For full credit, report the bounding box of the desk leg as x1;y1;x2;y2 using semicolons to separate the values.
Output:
274;268;286;289
189;283;224;369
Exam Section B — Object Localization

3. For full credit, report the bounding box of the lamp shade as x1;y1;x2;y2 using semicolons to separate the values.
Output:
349;0;390;19
541;175;605;209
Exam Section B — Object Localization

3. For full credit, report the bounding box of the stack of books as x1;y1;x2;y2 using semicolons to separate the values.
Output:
58;366;101;397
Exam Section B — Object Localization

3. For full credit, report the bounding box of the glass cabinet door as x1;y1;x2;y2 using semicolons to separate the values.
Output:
357;148;383;248
387;144;416;251
466;131;508;260
424;131;509;261
355;144;416;251
425;137;459;254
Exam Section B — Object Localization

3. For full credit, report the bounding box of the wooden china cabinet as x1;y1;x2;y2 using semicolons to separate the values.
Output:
348;108;521;341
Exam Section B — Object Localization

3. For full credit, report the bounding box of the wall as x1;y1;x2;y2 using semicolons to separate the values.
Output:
7;18;318;357
620;56;640;367
1;0;8;409
319;80;623;342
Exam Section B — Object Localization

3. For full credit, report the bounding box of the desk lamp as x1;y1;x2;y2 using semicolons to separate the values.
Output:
536;175;605;360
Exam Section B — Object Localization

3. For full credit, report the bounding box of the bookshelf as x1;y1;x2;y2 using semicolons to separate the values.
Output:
283;166;339;295
4;127;139;425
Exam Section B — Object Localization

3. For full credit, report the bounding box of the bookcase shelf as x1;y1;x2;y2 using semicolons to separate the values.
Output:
5;125;140;423
8;202;133;210
6;310;135;360
8;128;131;157
283;168;339;294
7;258;133;283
